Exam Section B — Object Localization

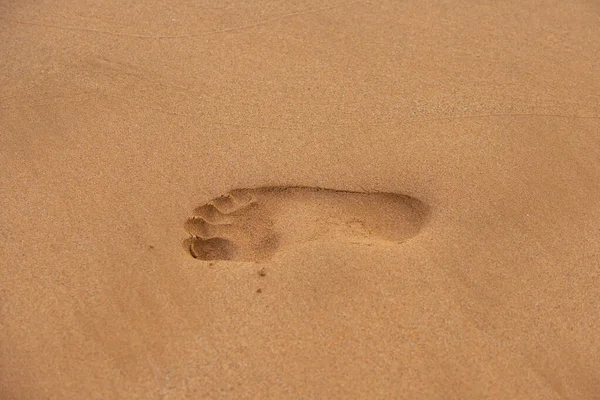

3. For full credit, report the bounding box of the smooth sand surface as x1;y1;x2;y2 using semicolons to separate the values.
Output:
1;1;599;399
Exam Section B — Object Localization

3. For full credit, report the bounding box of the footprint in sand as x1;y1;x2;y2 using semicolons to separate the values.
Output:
183;186;429;262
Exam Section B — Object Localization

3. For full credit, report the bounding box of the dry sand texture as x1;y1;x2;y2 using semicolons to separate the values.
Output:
1;0;600;399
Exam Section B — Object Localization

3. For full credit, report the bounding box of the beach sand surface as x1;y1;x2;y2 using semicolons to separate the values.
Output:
1;0;599;398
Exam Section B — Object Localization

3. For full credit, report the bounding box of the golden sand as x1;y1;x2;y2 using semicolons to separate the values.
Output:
1;1;599;398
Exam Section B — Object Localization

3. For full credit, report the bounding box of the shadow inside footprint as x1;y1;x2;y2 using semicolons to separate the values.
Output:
187;237;237;261
184;186;429;262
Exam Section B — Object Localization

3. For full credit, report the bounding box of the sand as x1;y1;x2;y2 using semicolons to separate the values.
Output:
1;0;599;398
